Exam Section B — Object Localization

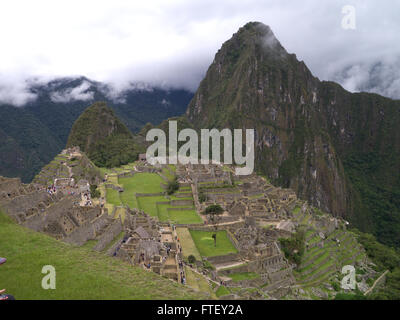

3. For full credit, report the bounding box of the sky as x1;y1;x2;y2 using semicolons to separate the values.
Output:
0;0;399;106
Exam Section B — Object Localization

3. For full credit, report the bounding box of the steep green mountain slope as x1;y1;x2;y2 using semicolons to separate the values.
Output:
0;77;193;182
66;102;144;168
185;22;400;247
0;211;203;300
0;105;62;182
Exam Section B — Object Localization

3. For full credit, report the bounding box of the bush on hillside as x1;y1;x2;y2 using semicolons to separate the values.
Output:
167;177;179;195
279;229;305;266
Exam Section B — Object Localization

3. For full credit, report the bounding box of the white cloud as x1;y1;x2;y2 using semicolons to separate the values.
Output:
0;0;399;106
50;81;94;103
0;74;37;106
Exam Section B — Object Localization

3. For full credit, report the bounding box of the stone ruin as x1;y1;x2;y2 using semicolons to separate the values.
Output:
0;176;124;252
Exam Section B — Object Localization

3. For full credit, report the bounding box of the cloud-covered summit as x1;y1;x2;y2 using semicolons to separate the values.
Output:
0;0;399;106
50;80;95;103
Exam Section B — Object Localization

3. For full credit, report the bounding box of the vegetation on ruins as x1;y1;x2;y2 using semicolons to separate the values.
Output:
279;229;306;266
32;151;103;186
204;204;224;216
215;285;230;298
90;184;100;198
166;176;179;195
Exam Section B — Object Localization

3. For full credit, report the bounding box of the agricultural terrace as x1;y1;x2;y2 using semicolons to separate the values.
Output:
103;169;202;225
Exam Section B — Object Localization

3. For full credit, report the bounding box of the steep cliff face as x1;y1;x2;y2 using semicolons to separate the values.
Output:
186;22;400;246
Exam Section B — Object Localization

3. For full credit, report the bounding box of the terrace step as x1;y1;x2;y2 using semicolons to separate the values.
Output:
300;250;327;270
300;254;331;276
300;263;336;285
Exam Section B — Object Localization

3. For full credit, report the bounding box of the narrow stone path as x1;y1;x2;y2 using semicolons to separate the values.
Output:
364;270;389;296
215;260;247;271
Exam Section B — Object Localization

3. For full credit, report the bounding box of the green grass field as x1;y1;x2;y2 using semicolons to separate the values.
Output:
137;196;166;217
0;211;204;300
189;230;238;257
105;188;122;206
119;173;164;209
176;228;202;260
168;209;202;225
229;272;260;282
116;172;199;224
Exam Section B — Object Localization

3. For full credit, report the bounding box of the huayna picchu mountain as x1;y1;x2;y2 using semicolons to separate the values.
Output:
67;101;144;168
185;22;400;247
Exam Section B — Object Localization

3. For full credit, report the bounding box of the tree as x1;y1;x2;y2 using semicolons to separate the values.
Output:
202;204;224;247
198;192;207;203
90;184;100;198
167;177;179;195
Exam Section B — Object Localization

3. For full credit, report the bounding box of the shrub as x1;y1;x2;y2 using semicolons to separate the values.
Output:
167;177;179;195
203;260;215;270
188;255;196;264
90;184;101;198
198;192;207;203
204;204;223;215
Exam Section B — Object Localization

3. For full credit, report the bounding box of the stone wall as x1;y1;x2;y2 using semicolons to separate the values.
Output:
207;253;241;265
170;199;193;206
93;219;123;251
63;211;109;246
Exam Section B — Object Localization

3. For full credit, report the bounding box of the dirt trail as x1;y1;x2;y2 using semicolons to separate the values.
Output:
364;270;389;296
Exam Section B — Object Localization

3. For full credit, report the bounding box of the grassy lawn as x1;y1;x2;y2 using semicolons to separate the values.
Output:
106;188;122;206
157;203;173;222
120;173;164;194
0;211;204;300
229;272;260;282
104;171;199;224
176;228;202;260
189;230;238;257
119;173;164;209
168;209;202;225
137;196;166;217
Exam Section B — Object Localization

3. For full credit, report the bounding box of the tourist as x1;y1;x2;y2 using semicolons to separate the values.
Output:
0;258;15;301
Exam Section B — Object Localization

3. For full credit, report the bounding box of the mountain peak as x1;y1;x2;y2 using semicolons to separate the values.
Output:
66;101;143;168
225;22;287;57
